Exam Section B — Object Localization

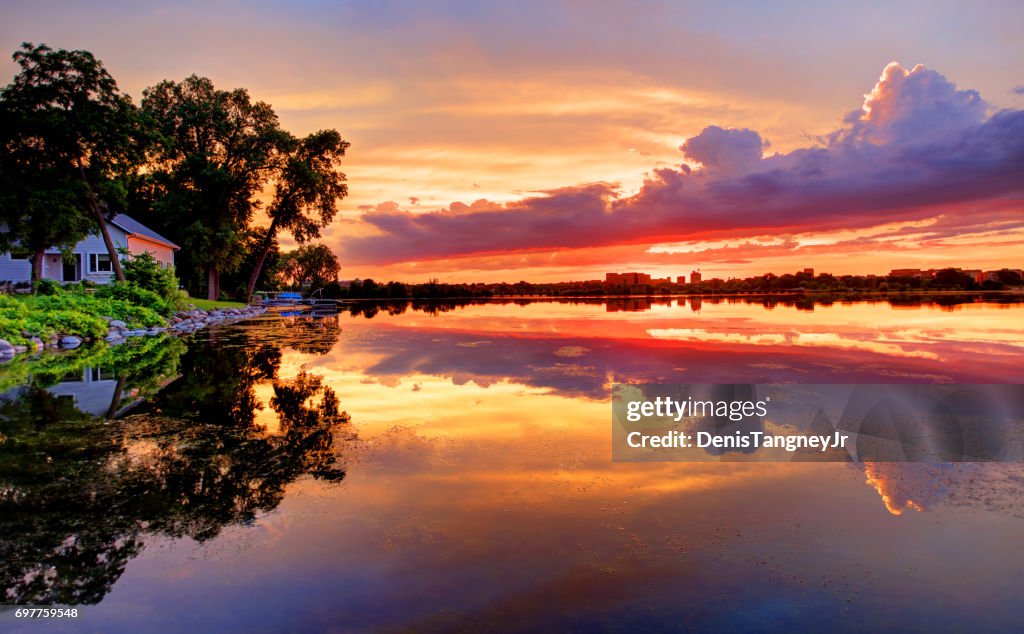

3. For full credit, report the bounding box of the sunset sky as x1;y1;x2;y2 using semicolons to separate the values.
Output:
3;1;1023;282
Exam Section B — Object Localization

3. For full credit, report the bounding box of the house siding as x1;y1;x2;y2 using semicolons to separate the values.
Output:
0;253;32;284
0;225;129;284
127;235;176;269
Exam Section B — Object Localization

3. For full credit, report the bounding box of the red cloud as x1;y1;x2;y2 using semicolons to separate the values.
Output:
343;63;1024;265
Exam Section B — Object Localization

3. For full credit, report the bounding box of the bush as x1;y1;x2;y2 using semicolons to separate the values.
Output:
33;278;61;295
95;281;170;316
121;251;185;311
0;288;166;345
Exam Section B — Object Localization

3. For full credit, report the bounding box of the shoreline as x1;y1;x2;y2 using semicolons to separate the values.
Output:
0;304;268;363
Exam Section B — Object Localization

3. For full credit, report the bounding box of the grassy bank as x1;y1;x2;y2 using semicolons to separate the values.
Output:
187;297;248;310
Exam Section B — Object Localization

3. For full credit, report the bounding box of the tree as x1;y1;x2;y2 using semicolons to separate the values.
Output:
0;43;144;282
931;268;975;290
994;269;1023;287
221;227;283;298
278;243;340;290
245;129;349;298
140;75;289;299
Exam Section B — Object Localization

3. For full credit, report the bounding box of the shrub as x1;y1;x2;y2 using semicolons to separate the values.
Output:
122;251;184;311
95;281;169;316
33;278;61;295
0;290;166;345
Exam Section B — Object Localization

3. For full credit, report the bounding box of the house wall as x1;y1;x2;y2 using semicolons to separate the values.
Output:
0;227;128;284
127;235;176;269
46;367;120;417
0;253;32;283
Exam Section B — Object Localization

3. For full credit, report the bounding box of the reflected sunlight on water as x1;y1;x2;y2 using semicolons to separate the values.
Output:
2;296;1023;632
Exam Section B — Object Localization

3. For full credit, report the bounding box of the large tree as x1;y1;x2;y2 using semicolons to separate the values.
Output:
0;43;144;282
278;243;341;290
140;75;288;299
245;129;349;297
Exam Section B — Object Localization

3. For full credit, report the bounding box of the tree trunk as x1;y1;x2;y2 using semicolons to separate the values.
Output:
105;375;128;419
31;249;44;282
245;218;280;299
78;164;125;282
207;265;220;301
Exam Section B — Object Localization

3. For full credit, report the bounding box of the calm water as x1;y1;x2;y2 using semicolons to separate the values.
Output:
2;296;1024;632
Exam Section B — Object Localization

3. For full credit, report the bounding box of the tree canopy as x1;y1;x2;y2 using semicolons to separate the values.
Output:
278;243;341;291
0;43;144;282
246;129;349;297
139;75;291;299
1;45;349;298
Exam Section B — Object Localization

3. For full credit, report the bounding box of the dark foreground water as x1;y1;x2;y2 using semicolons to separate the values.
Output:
2;296;1023;632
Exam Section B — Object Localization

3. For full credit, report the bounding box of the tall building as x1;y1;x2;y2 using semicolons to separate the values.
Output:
605;272;650;286
690;270;702;284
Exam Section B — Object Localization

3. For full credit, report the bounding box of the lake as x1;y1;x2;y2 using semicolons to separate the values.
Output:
2;295;1023;632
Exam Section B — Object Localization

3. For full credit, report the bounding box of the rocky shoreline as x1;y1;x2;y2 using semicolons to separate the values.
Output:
0;304;268;361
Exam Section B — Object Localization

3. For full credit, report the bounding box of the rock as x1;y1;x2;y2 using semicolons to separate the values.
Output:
0;339;14;356
29;338;44;350
14;345;28;353
101;316;113;322
105;334;123;342
110;320;127;329
61;336;83;348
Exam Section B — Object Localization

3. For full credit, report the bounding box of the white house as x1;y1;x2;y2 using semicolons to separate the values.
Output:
0;214;179;284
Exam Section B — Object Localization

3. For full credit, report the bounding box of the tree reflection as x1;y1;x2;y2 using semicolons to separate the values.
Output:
275;314;343;354
0;330;353;605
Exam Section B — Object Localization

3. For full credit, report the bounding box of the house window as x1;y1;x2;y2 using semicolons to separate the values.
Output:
89;253;113;273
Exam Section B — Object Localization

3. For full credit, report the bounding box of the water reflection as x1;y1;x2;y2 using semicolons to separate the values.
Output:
0;300;1022;630
0;322;351;605
319;296;1024;403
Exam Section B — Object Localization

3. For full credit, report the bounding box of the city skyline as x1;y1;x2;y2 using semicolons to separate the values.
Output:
3;1;1023;283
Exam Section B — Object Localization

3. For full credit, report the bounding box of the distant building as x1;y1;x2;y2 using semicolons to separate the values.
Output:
676;276;687;284
890;268;924;278
803;268;814;276
605;272;651;286
981;269;1024;283
887;267;1009;281
690;270;702;284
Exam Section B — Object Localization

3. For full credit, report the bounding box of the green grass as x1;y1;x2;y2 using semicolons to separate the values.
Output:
187;298;247;310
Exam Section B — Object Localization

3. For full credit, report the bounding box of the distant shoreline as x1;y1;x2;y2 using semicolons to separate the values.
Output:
333;289;1023;302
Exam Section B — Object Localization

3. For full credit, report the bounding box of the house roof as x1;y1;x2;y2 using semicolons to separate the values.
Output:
110;214;180;250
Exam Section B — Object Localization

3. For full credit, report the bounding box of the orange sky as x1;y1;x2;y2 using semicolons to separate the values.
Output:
3;1;1023;282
